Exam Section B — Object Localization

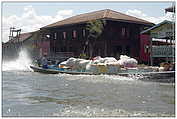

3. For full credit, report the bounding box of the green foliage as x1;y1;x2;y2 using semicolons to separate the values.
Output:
86;19;106;39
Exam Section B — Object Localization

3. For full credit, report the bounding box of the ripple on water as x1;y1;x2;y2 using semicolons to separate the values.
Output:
2;71;175;117
52;106;175;117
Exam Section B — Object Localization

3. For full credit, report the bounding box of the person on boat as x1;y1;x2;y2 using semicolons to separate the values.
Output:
41;54;48;69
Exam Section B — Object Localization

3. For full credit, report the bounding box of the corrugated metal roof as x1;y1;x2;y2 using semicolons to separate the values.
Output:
141;20;174;34
42;9;154;29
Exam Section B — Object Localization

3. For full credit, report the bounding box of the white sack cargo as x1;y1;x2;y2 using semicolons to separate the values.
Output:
58;61;69;68
92;56;104;64
74;59;91;71
60;57;91;71
102;57;118;64
117;55;138;68
59;56;124;73
65;57;77;66
92;56;118;64
59;61;67;65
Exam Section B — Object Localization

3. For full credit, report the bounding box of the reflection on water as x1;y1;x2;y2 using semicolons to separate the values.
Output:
2;71;175;117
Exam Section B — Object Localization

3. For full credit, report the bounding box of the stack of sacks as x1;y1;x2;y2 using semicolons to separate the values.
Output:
86;56;120;74
59;57;91;71
86;56;104;73
102;57;118;63
92;56;104;64
103;57;120;74
117;55;138;68
59;61;69;68
59;56;139;74
74;59;91;71
59;57;76;68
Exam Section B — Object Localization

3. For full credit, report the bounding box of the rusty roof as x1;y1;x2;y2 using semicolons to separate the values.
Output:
9;32;32;43
42;9;154;29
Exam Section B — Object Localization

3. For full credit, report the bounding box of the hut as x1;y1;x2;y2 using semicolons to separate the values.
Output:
2;31;40;60
141;20;175;65
2;32;32;60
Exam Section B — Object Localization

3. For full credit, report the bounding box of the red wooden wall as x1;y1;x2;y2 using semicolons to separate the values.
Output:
140;34;150;63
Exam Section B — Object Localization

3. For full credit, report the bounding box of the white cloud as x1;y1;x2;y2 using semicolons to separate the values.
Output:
2;6;73;43
57;10;73;16
126;9;174;24
2;7;174;43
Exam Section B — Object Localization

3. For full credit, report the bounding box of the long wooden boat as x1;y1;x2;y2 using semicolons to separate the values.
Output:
30;65;93;75
30;65;175;77
30;65;175;82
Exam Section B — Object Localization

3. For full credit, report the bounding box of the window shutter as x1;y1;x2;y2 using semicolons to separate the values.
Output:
63;32;66;39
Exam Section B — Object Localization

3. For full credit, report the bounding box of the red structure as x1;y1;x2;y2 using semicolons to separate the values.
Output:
140;34;174;64
140;34;150;64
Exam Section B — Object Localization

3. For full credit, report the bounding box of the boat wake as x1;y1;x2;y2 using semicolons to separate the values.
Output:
2;49;32;71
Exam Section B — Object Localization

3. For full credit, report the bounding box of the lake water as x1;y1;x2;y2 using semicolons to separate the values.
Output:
2;50;175;117
2;70;175;117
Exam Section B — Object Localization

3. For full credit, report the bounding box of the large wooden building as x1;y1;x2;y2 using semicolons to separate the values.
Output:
3;9;154;62
39;9;154;60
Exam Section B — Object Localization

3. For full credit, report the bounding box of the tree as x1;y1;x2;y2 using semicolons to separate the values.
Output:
84;19;106;58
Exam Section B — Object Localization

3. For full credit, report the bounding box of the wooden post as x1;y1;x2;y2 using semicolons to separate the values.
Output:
150;36;153;66
171;18;175;63
104;39;107;57
170;37;173;63
166;38;168;63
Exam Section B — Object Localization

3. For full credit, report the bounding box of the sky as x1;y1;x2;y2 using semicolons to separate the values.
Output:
2;1;175;42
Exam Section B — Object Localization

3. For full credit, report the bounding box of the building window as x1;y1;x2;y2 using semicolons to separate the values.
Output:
121;27;129;38
83;29;86;37
122;27;126;37
73;30;77;38
63;32;66;39
54;33;57;39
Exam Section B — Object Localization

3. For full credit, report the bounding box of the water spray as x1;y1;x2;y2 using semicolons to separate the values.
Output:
2;49;32;71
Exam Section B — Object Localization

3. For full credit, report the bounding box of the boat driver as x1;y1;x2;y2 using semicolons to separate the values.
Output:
41;54;48;68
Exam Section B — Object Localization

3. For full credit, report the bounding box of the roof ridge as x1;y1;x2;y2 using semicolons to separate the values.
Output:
103;9;111;18
42;9;154;29
109;9;152;23
42;9;107;28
